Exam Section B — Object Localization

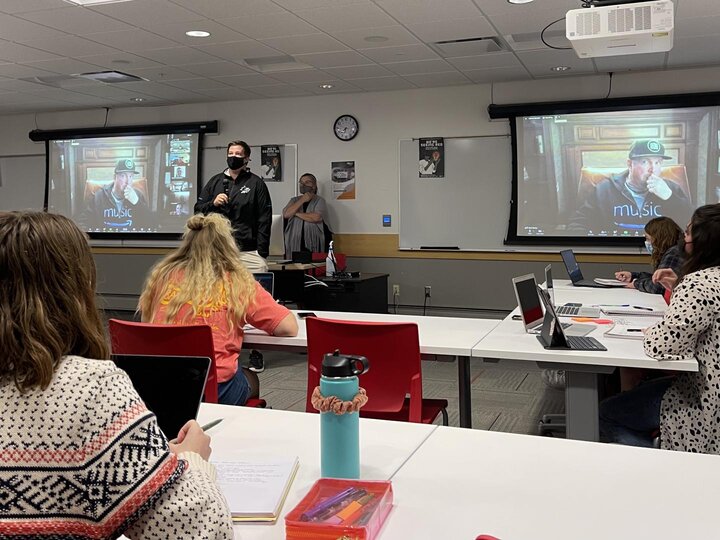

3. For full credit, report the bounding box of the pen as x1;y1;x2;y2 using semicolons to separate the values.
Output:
201;418;223;431
633;306;653;311
300;487;356;521
597;304;629;307
627;328;643;332
316;489;367;522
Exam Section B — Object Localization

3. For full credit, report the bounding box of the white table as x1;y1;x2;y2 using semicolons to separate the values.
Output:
386;424;720;540
243;311;500;429
473;286;697;441
197;403;437;540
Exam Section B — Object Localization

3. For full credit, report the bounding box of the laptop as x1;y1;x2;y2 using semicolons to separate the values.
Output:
535;287;606;351
511;274;593;336
544;264;602;318
111;354;210;437
253;272;275;298
560;249;611;289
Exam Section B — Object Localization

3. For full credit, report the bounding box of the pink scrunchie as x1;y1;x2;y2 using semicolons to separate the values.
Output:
311;386;368;414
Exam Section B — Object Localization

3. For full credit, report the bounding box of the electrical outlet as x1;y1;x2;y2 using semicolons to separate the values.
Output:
392;284;400;296
424;285;432;297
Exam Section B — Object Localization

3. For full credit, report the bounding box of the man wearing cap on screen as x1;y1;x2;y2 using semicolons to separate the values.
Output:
569;139;693;234
78;159;148;231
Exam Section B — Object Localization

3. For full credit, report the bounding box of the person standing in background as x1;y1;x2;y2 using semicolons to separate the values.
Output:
195;140;271;272
282;173;328;257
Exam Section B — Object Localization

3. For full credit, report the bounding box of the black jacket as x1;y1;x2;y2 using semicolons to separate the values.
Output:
569;171;692;234
195;169;272;257
77;183;149;231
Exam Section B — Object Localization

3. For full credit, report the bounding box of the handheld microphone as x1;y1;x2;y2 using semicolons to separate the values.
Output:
222;178;230;196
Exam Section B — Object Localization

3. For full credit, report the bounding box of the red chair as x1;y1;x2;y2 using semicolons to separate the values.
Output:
310;252;347;277
108;319;266;408
305;317;448;424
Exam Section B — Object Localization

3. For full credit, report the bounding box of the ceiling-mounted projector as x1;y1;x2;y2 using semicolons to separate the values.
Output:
566;0;673;58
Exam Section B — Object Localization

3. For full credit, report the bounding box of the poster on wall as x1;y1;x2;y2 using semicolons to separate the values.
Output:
331;161;356;200
260;145;282;181
418;137;444;178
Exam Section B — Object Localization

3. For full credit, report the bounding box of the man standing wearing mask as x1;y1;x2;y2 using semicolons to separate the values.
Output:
195;140;272;272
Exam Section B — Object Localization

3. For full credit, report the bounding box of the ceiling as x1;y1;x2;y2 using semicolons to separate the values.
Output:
0;0;716;115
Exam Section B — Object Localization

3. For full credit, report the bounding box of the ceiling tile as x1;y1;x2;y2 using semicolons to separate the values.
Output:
382;58;455;76
84;29;179;52
140;19;248;45
170;0;284;19
214;73;283;88
273;0;370;9
0;42;63;63
403;71;471;87
294;79;361;94
21;58;110;76
488;9;571;36
463;65;530;83
447;52;523;71
25;35;120;57
194;40;282;61
406;17;496;43
0;63;64;79
516;49;596;77
324;64;393;79
117;80;205;100
271;68;338;83
72;83;150;101
294;50;373;68
376;0;482;24
475;0;577;17
330;25;421;49
676;0;720;18
0;13;68;42
181;61;252;78
359;44;438;64
261;33;348;55
73;52;162;70
88;0;200;27
220;12;318;40
247;84;313;97
162;77;234;91
295;3;397;32
192;87;260;101
667;35;720;68
18;6;133;35
0;0;68;14
593;53;667;73
349;76;416;91
674;15;720;39
121;65;199;82
137;46;223;66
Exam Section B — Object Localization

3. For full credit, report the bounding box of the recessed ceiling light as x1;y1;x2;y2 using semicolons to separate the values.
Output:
130;97;145;102
551;66;571;72
364;35;389;43
64;0;132;5
507;0;535;4
319;84;334;89
186;30;211;38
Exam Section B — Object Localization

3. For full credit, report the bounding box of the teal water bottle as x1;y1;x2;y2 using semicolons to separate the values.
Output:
320;352;370;479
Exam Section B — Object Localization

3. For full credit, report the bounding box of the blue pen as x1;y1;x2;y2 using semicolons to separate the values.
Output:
300;487;357;521
633;305;653;311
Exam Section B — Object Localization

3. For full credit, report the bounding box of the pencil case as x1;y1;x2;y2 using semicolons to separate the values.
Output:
285;478;393;540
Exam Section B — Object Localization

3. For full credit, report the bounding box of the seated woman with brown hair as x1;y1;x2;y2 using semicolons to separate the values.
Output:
614;216;683;294
0;211;233;538
139;212;298;406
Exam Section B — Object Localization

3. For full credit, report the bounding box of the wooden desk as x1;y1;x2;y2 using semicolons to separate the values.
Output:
473;286;697;441
197;403;436;540
242;310;499;429
387;424;720;539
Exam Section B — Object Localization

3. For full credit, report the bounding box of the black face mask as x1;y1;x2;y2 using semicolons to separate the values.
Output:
227;155;245;170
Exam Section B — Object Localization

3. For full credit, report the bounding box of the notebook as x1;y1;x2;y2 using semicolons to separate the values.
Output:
593;278;627;287
560;249;612;288
604;324;646;340
214;456;300;523
111;354;209;437
599;305;665;316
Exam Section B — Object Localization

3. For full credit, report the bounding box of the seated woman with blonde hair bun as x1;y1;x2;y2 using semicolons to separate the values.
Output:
139;212;298;406
0;211;233;538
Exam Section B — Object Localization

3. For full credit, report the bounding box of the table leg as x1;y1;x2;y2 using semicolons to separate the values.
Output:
458;356;472;429
565;370;600;441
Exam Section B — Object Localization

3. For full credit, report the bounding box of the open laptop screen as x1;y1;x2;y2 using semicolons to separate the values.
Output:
253;272;275;298
111;354;209;437
544;264;554;304
512;274;544;330
560;249;584;283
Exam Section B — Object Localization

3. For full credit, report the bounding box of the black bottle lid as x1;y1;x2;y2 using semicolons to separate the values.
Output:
321;350;369;378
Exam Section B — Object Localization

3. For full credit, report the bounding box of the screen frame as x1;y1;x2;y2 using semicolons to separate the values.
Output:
490;91;720;247
33;120;218;241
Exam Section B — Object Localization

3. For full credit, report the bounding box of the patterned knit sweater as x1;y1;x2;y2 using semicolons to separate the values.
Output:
0;356;234;539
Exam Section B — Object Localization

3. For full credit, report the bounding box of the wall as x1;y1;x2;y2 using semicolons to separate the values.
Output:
2;65;710;311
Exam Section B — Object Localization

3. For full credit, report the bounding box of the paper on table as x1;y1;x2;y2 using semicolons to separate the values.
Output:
600;306;665;316
213;456;299;522
604;324;646;340
594;278;628;287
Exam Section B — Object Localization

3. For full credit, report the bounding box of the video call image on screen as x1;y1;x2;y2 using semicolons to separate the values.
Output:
515;106;720;239
47;132;200;235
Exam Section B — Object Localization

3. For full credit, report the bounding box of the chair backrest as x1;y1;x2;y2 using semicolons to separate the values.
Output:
579;165;691;204
305;317;425;422
108;319;218;403
310;252;347;277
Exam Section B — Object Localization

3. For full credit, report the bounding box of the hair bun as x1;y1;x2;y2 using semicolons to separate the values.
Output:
186;214;206;231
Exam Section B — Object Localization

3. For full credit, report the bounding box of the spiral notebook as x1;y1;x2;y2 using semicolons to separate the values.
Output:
213;456;299;523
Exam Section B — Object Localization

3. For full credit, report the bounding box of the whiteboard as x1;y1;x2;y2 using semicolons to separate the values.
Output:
201;143;297;215
399;136;512;250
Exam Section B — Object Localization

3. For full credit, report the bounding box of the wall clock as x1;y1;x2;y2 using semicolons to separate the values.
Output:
333;114;359;141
